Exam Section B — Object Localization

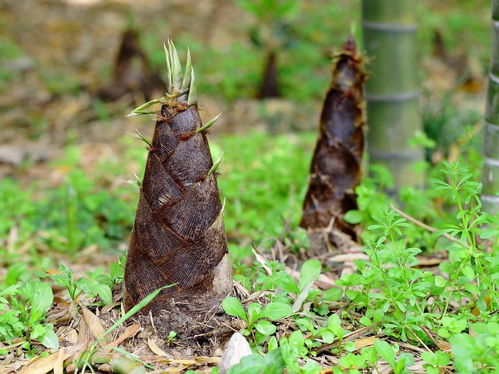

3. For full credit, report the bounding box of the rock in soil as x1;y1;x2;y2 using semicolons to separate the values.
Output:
219;332;252;374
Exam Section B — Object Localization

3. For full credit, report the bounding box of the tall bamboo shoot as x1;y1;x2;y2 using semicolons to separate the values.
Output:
124;42;232;319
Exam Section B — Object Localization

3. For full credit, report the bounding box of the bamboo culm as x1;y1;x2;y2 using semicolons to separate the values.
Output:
482;0;499;214
362;0;423;189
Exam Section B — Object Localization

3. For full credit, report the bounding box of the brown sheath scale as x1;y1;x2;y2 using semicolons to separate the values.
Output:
124;42;231;314
300;37;366;247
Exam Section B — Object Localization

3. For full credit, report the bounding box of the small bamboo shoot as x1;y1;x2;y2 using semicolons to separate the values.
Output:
300;37;366;253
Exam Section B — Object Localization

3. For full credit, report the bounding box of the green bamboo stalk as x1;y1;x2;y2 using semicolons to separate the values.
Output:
482;0;499;214
362;0;423;188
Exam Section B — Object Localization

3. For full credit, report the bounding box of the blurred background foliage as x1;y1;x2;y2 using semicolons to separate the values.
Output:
0;0;492;265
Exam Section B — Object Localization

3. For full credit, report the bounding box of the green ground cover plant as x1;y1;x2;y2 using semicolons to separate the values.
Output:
223;162;497;373
0;132;497;372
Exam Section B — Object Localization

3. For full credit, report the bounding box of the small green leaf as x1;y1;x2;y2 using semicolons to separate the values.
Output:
421;351;434;364
260;302;292;321
374;340;396;368
359;316;372;326
327;314;344;340
188;67;197;105
5;264;27;286
268;336;278;351
319;328;335;344
94;284;112;305
322;287;342;302
424;367;439;374
299;259;321;291
327;314;341;327
434;275;446;287
450;334;476;373
462;266;474;280
344;341;357;352
344;210;363;224
434;351;451;366
437;328;450;338
247;303;261;325
30;324;46;340
396;301;406;312
181;48;192;90
302;360;321;374
296;318;315;333
127;99;161;117
39;328;59;350
255;320;276;336
289;330;304;349
30;282;53;322
222;297;247;322
208;153;223;176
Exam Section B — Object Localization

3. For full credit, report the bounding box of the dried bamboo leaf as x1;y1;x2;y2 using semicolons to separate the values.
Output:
54;348;65;374
353;336;378;350
104;324;141;351
82;306;110;346
147;339;168;357
19;345;83;374
19;352;60;374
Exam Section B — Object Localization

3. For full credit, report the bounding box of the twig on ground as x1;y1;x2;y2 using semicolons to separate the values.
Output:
390;204;468;248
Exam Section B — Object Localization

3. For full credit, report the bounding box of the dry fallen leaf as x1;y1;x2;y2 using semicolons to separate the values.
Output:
436;339;452;352
252;247;272;275
82;306;110;346
19;345;83;374
148;338;168;357
64;328;79;344
353;336;378;350
54;348;64;374
105;323;141;351
196;356;221;364
19;352;60;374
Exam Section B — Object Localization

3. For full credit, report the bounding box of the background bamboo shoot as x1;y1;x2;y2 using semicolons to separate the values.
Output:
300;37;366;252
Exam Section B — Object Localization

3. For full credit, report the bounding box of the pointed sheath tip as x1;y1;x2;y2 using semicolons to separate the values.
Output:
187;66;197;105
126;112;138;118
164;41;172;92
196;112;222;134
344;33;356;53
170;41;182;88
163;42;170;67
181;48;192;90
208;152;223;175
